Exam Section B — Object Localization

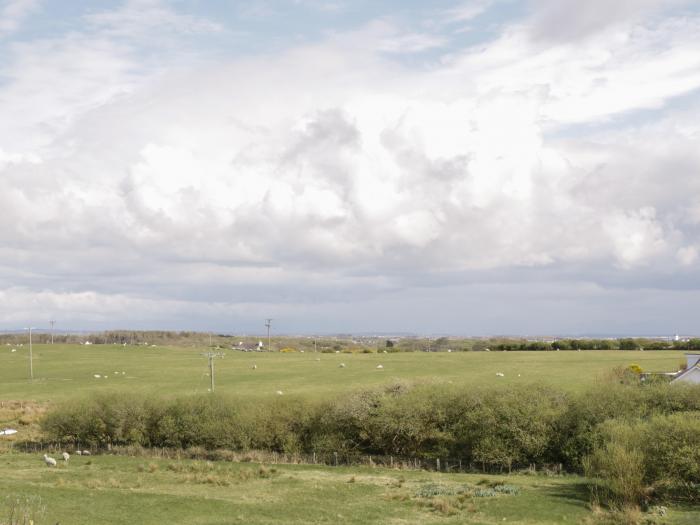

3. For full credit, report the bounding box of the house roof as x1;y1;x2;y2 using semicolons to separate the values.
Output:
671;364;700;383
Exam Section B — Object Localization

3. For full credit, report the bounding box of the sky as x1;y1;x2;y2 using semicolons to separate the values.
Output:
1;0;700;336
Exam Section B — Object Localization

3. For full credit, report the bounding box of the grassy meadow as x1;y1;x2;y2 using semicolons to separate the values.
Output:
0;343;685;402
1;343;696;524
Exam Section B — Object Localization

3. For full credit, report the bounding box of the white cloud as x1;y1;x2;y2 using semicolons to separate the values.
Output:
529;0;692;42
84;0;222;39
1;2;700;331
442;1;492;24
0;0;39;37
677;245;699;266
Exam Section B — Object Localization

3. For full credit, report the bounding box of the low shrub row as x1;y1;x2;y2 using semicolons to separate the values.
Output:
41;382;700;477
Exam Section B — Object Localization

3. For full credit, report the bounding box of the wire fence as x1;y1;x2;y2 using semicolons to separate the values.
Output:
6;440;565;475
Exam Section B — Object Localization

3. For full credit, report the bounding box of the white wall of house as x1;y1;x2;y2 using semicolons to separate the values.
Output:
686;354;700;369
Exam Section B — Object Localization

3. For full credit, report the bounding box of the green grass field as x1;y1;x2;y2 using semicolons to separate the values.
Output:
0;344;685;402
0;453;698;525
0;345;692;524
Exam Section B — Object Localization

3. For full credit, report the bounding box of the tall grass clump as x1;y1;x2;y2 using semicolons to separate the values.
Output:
2;495;46;525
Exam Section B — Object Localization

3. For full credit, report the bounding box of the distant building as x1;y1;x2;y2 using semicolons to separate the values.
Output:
671;353;700;385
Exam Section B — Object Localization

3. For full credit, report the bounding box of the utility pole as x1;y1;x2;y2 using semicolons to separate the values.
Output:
201;351;224;392
209;332;212;347
25;327;34;380
50;320;55;344
265;318;273;351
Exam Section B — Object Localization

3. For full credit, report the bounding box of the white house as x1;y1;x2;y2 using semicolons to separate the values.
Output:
671;353;700;385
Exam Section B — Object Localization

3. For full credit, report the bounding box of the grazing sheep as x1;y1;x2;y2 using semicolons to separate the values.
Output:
251;364;257;370
376;365;384;370
339;363;346;368
496;372;505;377
93;374;101;378
276;390;284;395
43;454;57;467
76;450;82;456
82;450;91;456
62;452;70;462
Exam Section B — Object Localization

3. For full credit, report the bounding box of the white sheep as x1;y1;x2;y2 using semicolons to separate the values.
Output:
496;372;505;377
82;450;91;456
62;452;70;462
252;364;257;370
276;390;284;395
76;450;82;456
376;365;384;370
43;454;57;467
339;363;346;368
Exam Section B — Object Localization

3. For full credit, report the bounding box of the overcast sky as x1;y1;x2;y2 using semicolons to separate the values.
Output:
1;0;700;336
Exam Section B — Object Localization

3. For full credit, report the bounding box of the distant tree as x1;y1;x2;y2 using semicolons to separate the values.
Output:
687;338;700;350
433;337;449;350
619;339;639;351
385;340;394;348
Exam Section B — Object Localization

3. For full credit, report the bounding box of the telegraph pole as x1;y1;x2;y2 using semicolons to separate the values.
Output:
202;351;224;392
25;327;34;380
50;320;55;344
265;319;273;351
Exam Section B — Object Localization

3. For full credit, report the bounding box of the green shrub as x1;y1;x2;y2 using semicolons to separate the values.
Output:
585;412;700;507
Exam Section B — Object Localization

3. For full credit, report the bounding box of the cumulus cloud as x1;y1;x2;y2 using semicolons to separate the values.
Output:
528;0;692;42
1;1;699;332
0;0;39;37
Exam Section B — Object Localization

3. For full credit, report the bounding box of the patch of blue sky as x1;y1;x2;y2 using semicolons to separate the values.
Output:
0;0;119;42
545;87;700;141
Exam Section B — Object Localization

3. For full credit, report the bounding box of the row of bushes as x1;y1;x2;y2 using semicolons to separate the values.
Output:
42;381;700;473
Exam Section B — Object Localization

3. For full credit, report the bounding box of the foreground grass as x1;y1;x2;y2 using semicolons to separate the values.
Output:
0;452;591;524
0;344;684;402
2;452;698;524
